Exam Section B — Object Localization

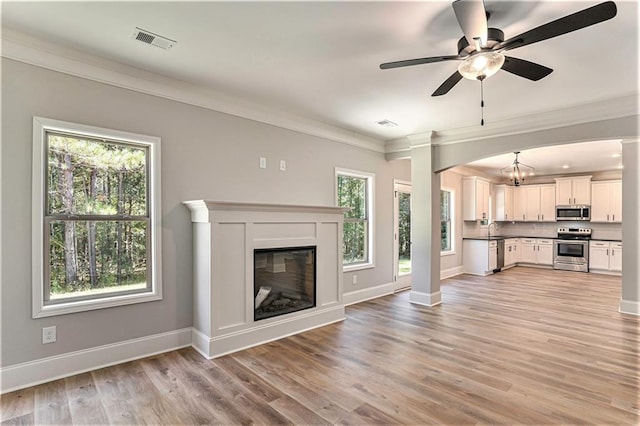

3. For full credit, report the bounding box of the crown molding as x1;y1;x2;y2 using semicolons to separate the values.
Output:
432;94;638;146
385;94;638;157
1;28;385;153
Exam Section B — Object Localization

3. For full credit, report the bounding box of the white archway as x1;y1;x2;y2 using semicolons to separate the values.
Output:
409;113;639;315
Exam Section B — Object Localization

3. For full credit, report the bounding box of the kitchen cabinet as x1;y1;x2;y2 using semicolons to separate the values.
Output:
512;185;555;222
463;239;498;276
463;177;490;221
494;185;514;221
555;176;592;205
519;238;553;265
589;241;622;273
504;238;518;267
591;180;622;223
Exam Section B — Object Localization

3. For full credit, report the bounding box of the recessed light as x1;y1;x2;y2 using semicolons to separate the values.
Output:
617;165;624;169
375;119;398;127
612;153;621;158
562;164;570;169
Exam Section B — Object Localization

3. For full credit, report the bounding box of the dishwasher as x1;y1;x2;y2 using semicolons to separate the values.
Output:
493;239;505;273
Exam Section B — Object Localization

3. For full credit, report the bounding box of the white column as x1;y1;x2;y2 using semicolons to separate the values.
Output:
409;139;442;306
620;139;640;315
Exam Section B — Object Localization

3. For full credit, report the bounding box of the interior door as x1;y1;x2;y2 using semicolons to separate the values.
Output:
394;181;412;291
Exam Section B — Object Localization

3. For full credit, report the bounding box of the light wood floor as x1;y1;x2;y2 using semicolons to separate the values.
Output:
2;267;638;425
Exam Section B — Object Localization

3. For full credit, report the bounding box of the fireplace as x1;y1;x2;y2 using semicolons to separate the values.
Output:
254;246;316;321
184;200;346;358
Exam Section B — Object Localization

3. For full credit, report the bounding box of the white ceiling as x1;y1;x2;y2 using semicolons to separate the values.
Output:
462;139;624;178
1;1;638;171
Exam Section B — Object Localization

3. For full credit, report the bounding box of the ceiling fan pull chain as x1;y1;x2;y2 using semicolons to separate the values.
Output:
480;78;485;126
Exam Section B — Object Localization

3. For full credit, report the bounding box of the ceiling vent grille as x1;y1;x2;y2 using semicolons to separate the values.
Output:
132;27;176;50
375;119;398;128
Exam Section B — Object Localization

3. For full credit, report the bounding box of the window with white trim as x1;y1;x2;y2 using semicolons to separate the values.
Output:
336;168;374;270
32;117;162;317
441;188;454;254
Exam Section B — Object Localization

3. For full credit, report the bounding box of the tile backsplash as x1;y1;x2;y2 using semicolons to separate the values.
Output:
463;220;622;241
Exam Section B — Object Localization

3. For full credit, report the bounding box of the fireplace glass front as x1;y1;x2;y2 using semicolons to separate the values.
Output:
254;246;316;321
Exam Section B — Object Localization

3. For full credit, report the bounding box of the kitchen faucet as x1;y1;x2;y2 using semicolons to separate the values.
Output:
487;222;497;238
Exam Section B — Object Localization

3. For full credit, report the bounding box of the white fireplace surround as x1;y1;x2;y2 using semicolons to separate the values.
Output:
183;200;348;358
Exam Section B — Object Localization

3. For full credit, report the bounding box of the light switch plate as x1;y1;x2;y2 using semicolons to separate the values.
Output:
280;160;286;171
259;157;267;169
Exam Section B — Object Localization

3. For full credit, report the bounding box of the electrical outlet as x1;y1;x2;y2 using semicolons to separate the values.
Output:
42;326;56;344
259;157;267;169
352;275;357;285
280;160;286;171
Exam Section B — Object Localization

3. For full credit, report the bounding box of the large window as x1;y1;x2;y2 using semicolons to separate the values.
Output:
441;188;454;254
336;168;374;270
32;117;162;317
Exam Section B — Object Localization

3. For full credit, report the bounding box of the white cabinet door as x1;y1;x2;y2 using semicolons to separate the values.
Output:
590;180;622;223
572;177;591;205
494;185;513;221
479;179;490;221
589;242;610;270
520;239;537;263
463;177;490;221
610;243;622;272
556;179;573;205
539;185;556;222
610;181;622;223
513;187;526;222
537;240;554;265
524;186;541;221
590;182;611;222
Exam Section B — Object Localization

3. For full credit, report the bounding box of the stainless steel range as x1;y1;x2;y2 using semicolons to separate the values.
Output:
554;227;591;272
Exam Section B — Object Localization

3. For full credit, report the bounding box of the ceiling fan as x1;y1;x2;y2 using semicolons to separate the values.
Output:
380;0;617;97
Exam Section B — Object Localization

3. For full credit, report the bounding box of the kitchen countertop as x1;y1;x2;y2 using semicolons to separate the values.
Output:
463;236;621;242
462;236;519;241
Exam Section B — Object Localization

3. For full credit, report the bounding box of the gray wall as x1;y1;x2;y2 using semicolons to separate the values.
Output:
1;58;410;366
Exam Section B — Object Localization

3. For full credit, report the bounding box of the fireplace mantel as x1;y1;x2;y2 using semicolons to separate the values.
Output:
184;200;348;358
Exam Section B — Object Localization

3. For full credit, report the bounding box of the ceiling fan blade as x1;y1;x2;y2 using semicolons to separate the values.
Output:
380;55;460;70
501;56;553;81
497;1;617;51
452;0;488;48
432;71;463;96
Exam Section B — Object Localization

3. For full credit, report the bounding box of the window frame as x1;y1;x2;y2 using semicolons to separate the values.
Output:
440;187;455;256
335;167;375;272
32;117;162;318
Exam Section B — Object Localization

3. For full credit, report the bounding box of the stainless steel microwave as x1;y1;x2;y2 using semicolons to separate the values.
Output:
555;205;590;221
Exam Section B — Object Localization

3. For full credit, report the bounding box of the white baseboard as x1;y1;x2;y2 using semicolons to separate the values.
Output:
343;282;394;306
409;290;442;307
193;305;345;359
590;269;622;276
619;298;640;315
0;328;192;394
441;266;464;280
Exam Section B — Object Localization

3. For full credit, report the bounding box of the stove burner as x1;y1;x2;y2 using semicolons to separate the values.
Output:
557;227;592;240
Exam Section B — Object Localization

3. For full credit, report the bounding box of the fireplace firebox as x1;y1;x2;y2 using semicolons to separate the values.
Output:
254;246;316;321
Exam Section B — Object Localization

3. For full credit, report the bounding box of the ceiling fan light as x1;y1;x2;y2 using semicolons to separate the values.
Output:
458;51;505;80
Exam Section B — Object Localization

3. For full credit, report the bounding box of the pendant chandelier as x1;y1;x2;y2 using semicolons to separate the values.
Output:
501;151;534;186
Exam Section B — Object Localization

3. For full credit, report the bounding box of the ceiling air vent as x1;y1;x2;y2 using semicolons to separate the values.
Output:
132;27;176;50
375;119;398;128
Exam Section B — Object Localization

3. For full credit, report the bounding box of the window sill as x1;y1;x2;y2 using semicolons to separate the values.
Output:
33;291;162;318
343;262;375;273
441;250;456;257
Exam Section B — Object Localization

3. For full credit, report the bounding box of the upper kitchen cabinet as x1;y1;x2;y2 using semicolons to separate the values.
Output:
591;180;622;223
494;184;513;221
512;184;555;222
463;177;490;221
555;176;592;205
